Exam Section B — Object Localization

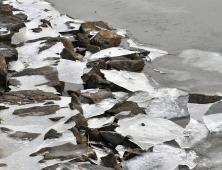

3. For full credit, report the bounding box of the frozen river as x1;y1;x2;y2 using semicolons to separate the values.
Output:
47;0;222;94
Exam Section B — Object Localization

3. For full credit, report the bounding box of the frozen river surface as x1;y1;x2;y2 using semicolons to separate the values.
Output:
47;0;222;94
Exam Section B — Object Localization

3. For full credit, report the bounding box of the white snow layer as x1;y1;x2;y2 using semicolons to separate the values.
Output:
57;59;86;84
115;114;184;149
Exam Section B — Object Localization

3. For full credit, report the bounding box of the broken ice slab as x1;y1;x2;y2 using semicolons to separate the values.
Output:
50;14;84;33
127;89;188;119
187;102;214;121
153;144;197;169
127;39;168;61
121;152;179;170
203;113;222;132
101;70;155;93
57;59;86;84
89;47;136;61
88;116;115;129
115;114;184;150
176;119;209;149
82;98;119;118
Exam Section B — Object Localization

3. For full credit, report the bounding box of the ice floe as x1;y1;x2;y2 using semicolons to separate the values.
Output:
116;114;184;149
203;113;222;132
57;59;86;84
127;39;168;61
88;116;115;129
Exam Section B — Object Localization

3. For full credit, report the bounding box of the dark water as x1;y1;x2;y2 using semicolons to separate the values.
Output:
47;0;222;94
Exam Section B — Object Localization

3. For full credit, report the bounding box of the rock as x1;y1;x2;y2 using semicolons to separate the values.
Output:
31;28;42;33
42;162;114;170
0;127;12;133
69;103;83;114
0;90;61;104
91;30;121;50
70;127;87;144
99;123;119;132
86;73;110;89
0;3;12;16
105;101;146;116
188;93;222;104
107;60;145;72
86;44;101;54
49;116;64;122
40;19;52;28
9;131;40;141
80;21;113;34
76;33;90;47
100;131;124;147
30;143;97;163
0;57;7;91
76;47;86;55
0;15;26;45
82;64;104;83
44;129;62;140
122;148;147;161
70;93;80;105
101;152;120;170
12;66;63;93
65;113;88;130
79;89;114;104
13;105;60;117
85;127;101;142
14;13;28;21
0;106;9;110
0;164;7;167
0;43;18;64
44;101;55;105
98;59;107;69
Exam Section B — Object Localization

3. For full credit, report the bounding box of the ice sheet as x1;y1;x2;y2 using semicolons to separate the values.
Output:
90;47;136;61
116;114;184;149
122;152;179;170
176;119;209;149
153;144;197;169
101;70;155;93
127;39;168;61
203;113;222;132
87;116;115;129
57;59;86;84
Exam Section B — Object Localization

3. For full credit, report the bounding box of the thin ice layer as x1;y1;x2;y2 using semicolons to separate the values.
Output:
127;89;188;119
101;70;154;93
88;116;115;129
153;144;197;169
121;152;179;170
115;114;184;149
127;39;168;61
203;113;222;132
176;119;209;149
82;98;118;118
57;59;86;84
90;47;136;61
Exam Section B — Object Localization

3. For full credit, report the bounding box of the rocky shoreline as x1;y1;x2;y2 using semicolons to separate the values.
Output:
1;0;222;170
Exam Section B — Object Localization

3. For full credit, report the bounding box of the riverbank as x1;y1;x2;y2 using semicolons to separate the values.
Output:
1;0;222;169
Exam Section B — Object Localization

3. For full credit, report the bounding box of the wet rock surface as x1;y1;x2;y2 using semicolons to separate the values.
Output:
91;30;121;49
0;43;18;64
13;105;60;117
0;90;61;104
80;21;113;34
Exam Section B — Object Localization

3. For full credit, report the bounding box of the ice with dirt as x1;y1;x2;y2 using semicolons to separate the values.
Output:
115;114;184;149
